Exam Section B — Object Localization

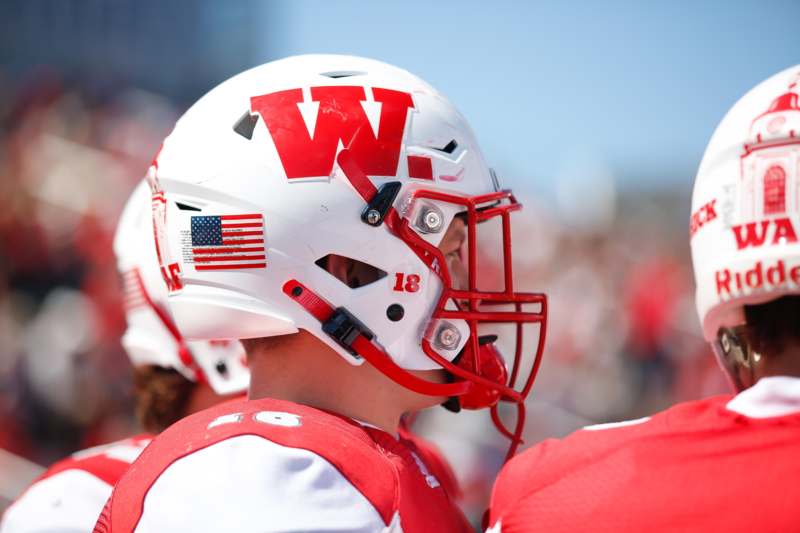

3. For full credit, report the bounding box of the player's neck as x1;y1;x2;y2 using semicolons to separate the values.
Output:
185;382;235;416
754;345;800;382
246;331;406;434
734;344;800;389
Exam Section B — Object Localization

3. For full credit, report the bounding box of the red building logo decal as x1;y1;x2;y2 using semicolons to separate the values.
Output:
739;73;800;225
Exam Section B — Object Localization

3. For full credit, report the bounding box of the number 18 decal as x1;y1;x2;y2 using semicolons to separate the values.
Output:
393;273;421;292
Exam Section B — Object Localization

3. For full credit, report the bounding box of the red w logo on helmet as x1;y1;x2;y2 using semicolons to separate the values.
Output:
251;86;414;179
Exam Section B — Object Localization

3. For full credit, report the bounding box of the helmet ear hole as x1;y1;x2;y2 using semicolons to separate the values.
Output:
314;255;387;289
386;304;404;322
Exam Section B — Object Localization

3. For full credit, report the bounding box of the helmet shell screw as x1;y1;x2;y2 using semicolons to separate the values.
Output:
434;322;461;350
365;209;382;225
415;204;444;234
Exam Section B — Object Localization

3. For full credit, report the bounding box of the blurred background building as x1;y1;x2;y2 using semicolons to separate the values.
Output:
0;0;798;525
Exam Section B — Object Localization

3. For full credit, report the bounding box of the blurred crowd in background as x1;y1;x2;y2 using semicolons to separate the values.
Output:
0;71;722;521
0;75;177;470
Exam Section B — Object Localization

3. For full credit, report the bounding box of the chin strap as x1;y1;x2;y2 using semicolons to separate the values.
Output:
283;279;472;398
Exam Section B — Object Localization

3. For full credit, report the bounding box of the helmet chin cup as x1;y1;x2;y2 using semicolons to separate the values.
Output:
452;335;508;410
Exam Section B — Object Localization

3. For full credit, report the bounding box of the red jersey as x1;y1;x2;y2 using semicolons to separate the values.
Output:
489;376;800;533
94;398;471;533
1;434;152;533
398;421;463;503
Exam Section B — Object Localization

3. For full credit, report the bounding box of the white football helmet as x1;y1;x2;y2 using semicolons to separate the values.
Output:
692;65;800;387
115;180;249;395
148;55;547;457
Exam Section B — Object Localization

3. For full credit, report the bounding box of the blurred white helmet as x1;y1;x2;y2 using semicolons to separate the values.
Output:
148;55;547;457
692;65;800;342
114;180;249;395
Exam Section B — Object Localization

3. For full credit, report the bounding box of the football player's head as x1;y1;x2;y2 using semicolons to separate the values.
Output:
114;180;249;432
147;54;547;457
691;65;800;391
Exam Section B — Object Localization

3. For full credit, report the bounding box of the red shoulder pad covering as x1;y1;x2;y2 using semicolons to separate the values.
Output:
98;399;399;533
398;424;463;501
34;434;153;487
94;498;112;533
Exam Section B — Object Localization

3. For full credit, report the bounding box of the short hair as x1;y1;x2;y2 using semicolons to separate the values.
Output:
744;295;800;359
133;365;195;433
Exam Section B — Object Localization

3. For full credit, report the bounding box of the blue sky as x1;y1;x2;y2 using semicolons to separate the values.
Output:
255;0;799;195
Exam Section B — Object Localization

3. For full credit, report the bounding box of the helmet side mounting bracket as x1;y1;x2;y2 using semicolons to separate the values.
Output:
361;181;402;227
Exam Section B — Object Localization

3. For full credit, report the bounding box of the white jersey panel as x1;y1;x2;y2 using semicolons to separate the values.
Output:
1;470;111;533
726;375;800;418
134;435;395;533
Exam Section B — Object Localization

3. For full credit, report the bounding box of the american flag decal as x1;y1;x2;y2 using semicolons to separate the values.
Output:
121;268;147;310
190;214;266;271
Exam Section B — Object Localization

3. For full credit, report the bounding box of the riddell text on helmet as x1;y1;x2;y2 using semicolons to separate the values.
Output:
715;259;800;296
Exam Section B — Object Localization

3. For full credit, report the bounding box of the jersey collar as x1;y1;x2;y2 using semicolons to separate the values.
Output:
350;417;399;440
726;375;800;418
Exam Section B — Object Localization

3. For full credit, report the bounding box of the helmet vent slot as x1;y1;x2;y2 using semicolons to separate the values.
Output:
320;71;366;79
315;254;387;289
436;139;458;154
233;111;259;140
176;202;201;212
